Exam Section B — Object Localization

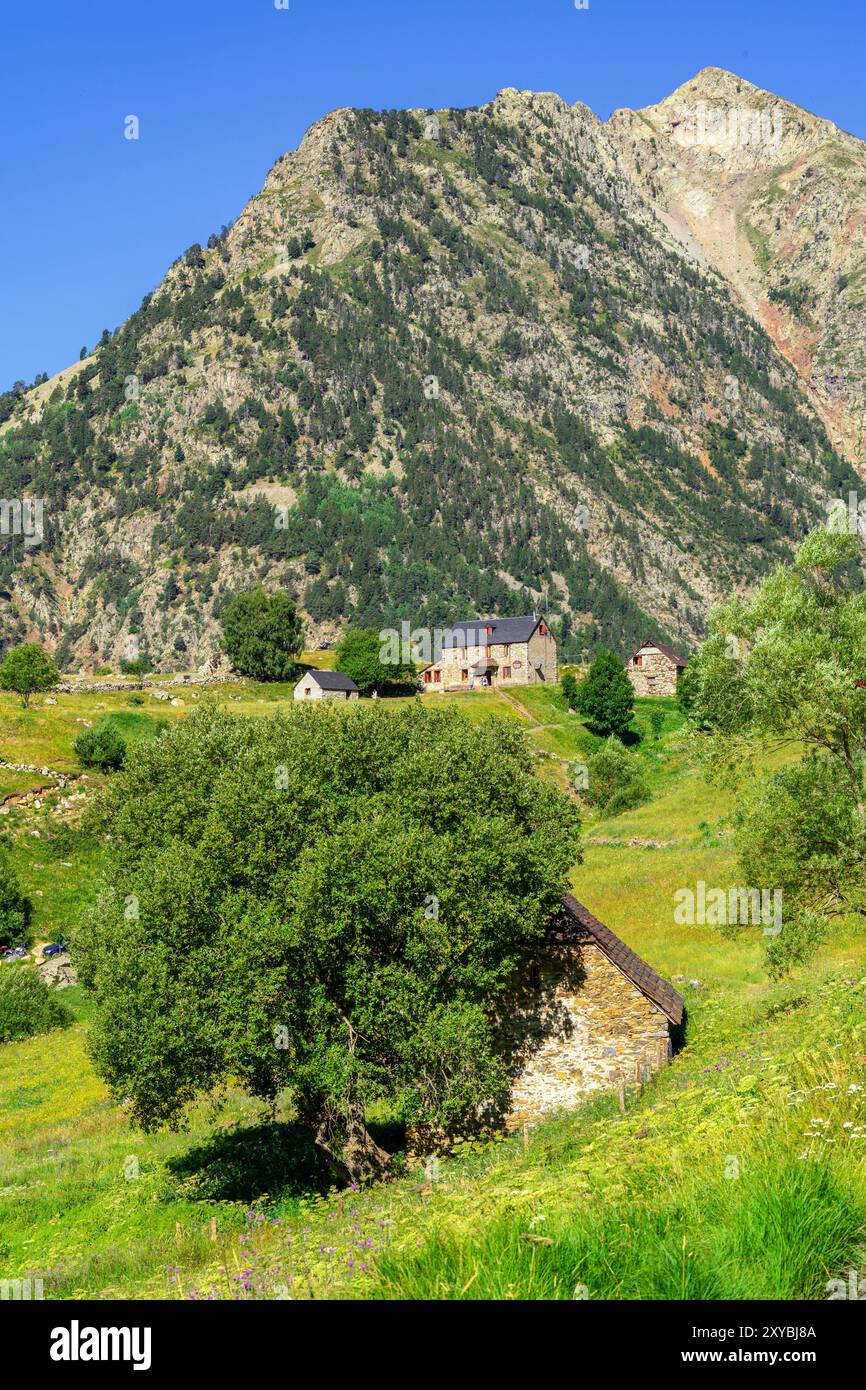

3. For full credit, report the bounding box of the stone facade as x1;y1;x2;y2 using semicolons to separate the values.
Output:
422;616;557;691
293;672;359;701
500;940;672;1129
625;640;686;697
409;898;682;1153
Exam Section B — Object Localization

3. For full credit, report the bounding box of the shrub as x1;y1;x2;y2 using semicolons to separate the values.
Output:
120;657;152;677
560;670;579;710
73;718;127;771
0;853;31;947
584;737;651;816
0;967;72;1044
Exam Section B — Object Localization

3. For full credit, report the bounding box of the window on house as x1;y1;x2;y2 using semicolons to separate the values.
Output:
528;961;541;990
502;644;511;657
434;669;441;683
461;669;468;682
502;665;512;679
423;670;432;684
539;623;548;636
635;655;643;667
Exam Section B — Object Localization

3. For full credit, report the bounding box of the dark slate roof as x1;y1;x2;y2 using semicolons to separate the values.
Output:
304;670;359;692
443;615;543;649
631;638;688;668
545;894;684;1024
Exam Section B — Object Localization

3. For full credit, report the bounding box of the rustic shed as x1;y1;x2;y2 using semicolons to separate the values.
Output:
625;639;687;697
502;895;684;1129
293;670;360;701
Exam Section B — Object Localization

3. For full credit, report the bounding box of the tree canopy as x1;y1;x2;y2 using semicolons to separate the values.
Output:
0;643;59;707
220;587;304;681
577;649;634;737
335;627;416;693
76;702;581;1182
683;526;866;975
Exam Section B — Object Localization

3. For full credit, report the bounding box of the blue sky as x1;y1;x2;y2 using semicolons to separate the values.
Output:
2;0;863;391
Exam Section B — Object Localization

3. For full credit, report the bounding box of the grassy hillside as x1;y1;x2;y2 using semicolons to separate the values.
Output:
1;682;864;1300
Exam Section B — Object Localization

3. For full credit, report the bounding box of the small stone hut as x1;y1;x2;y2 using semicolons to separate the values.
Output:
625;639;687;697
502;895;684;1129
293;670;360;702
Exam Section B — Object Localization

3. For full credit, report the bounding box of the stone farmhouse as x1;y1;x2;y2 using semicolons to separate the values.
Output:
501;895;683;1129
625;638;687;697
293;670;359;701
420;615;557;691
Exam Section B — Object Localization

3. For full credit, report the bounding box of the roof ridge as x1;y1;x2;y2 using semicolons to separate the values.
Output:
559;894;684;1024
631;637;688;667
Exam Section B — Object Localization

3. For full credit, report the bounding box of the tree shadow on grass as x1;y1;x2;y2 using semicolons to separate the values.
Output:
167;1122;333;1202
166;1117;407;1203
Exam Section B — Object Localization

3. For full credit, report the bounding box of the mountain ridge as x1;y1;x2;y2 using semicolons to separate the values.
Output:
0;69;860;672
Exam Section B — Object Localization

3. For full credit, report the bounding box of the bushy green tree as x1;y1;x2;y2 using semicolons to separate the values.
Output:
686;527;866;975
582;737;651;816
560;670;579;709
220;588;304;681
0;967;72;1043
76;703;581;1183
0;853;31;946
336;627;416;693
0;644;59;707
577;650;634;737
74;718;127;771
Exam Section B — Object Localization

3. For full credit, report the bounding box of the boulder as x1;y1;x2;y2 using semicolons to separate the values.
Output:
37;952;78;989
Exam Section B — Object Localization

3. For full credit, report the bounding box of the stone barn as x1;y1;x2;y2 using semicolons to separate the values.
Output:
625;639;687;697
501;895;684;1129
293;670;360;701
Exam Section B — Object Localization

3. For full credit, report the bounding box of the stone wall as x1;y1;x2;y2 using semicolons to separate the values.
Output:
55;671;239;696
626;646;680;697
423;629;557;690
499;941;672;1129
526;627;558;683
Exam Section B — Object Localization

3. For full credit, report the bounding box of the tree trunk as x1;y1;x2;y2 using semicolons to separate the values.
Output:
312;1098;392;1187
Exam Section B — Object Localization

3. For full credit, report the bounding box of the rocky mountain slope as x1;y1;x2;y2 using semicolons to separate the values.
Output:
607;67;866;458
0;73;860;671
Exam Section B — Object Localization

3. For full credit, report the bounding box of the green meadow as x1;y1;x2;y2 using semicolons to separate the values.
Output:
1;676;864;1300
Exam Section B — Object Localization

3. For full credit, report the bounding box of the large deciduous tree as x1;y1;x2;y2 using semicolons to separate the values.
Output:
684;526;866;975
76;702;581;1183
220;587;304;681
336;627;416;693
